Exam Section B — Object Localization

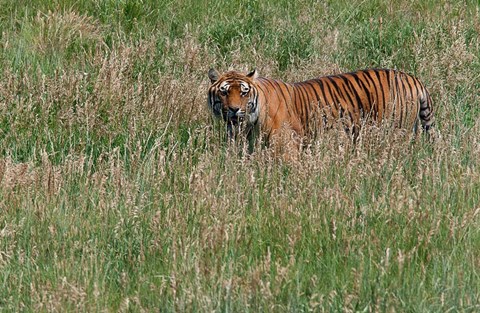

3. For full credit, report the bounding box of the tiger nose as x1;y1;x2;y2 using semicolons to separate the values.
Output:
228;107;240;116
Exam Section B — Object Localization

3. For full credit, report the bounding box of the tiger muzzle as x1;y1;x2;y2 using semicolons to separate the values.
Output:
224;108;245;125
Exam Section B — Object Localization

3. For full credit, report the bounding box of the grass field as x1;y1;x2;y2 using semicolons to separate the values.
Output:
0;0;479;311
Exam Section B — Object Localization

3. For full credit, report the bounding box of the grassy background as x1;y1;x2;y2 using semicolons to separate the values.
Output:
0;0;479;311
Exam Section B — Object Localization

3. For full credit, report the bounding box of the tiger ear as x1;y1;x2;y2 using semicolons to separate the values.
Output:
247;69;258;80
208;68;220;84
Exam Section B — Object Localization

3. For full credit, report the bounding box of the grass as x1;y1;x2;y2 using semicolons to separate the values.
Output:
0;0;479;311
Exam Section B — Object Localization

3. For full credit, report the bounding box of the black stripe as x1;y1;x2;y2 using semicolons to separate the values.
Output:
312;79;327;107
396;75;404;127
250;86;258;113
271;79;292;118
365;70;383;120
208;88;220;116
292;83;303;119
265;79;286;121
334;77;357;112
305;80;324;127
312;78;332;120
304;81;321;103
279;81;294;118
282;81;295;104
361;71;377;107
301;82;316;130
404;75;415;100
327;77;354;123
351;73;373;116
351;73;371;102
256;81;268;96
263;79;283;105
271;79;289;101
321;78;340;117
405;76;419;126
341;75;363;116
379;69;391;90
296;83;310;128
372;70;386;112
328;77;355;110
394;72;405;126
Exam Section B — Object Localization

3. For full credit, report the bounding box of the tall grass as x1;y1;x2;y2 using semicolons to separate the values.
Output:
0;0;479;311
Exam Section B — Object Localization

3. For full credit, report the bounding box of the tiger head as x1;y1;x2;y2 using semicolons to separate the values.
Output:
207;69;260;135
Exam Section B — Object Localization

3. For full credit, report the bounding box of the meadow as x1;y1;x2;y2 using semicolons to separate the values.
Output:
0;0;479;311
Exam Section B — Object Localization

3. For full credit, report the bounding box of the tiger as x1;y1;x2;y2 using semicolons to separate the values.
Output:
207;68;434;149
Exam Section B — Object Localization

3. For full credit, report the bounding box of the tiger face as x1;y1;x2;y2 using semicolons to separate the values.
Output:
208;69;259;134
